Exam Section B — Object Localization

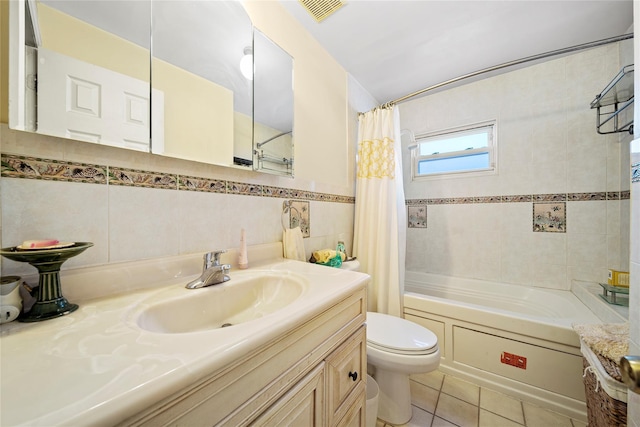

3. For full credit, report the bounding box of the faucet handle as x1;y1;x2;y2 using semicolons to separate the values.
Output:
204;250;227;268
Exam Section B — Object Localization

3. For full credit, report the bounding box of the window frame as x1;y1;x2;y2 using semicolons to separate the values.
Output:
411;120;498;180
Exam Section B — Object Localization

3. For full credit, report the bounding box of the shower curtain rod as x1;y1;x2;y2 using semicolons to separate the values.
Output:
382;33;633;108
256;130;293;148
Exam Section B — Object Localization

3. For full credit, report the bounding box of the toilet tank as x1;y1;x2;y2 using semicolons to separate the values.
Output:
340;260;361;272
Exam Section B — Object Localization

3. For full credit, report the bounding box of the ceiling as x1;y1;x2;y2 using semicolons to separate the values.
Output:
34;0;634;113
278;0;634;105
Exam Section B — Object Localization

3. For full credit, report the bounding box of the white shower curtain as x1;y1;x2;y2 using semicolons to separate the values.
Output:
353;106;406;316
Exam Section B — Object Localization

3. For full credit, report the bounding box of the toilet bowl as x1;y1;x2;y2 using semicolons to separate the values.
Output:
339;258;440;424
366;312;440;425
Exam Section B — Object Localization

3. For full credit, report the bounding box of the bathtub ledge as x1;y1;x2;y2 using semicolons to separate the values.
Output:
571;280;628;323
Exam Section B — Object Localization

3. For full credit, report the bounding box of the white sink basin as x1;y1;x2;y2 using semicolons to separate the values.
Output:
131;271;308;333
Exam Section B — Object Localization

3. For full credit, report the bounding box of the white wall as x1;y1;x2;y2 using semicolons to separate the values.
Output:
400;42;632;290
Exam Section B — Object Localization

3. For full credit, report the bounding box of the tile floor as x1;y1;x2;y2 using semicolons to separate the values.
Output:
373;371;587;427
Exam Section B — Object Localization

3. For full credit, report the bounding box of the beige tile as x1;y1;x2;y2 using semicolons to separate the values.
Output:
109;186;180;263
435;393;479;427
1;179;109;273
522;402;572;427
567;233;607;266
411;370;445;390
399;405;434;427
431;416;458;427
479;409;523;427
442;375;480;405
479;388;524;424
410;380;439;413
567;201;607;234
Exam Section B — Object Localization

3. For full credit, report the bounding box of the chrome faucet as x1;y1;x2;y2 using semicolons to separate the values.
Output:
186;250;231;289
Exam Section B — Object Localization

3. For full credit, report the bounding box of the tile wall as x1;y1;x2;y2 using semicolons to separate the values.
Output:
0;126;356;278
400;42;633;290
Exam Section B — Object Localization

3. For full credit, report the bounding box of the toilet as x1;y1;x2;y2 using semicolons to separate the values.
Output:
366;311;440;424
340;260;441;425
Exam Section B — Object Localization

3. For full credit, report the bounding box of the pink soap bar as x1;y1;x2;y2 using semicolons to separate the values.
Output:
22;239;60;248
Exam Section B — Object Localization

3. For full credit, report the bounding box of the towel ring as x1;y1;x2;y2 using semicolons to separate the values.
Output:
282;200;301;231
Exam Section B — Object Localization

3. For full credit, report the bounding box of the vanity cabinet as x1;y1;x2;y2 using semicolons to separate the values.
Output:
119;288;367;426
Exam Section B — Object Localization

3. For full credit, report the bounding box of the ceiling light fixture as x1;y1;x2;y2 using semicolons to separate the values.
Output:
240;46;253;80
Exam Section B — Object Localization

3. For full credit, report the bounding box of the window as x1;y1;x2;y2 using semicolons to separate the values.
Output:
412;121;497;179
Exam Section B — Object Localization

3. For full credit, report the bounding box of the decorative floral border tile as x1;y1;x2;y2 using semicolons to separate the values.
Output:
1;153;355;203
227;181;262;196
290;189;312;200
502;195;532;203
336;195;356;203
474;196;501;203
289;201;310;237
409;198;430;205
178;175;226;193
1;154;107;184
2;152;628;207
405;190;628;206
533;202;566;233
109;167;177;189
534;193;567;202
567;192;607;201
263;185;292;198
408;206;427;228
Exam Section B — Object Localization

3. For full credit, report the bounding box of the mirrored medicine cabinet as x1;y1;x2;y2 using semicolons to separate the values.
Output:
8;0;294;177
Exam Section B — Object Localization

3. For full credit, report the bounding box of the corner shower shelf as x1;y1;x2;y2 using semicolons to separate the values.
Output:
591;64;634;135
598;282;629;307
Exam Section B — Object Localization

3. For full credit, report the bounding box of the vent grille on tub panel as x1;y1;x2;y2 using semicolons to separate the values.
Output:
299;0;345;22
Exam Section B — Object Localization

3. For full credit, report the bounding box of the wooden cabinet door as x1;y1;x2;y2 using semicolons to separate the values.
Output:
251;363;325;426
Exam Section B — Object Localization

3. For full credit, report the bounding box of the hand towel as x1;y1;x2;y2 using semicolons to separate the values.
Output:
283;227;306;261
311;249;346;264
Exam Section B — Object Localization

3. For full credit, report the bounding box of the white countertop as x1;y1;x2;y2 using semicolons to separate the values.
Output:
0;254;368;426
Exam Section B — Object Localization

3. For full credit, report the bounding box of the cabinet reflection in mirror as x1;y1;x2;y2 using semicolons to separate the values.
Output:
252;29;294;177
9;0;153;151
8;1;297;177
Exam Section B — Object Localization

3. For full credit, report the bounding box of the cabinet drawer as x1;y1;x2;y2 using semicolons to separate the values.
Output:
326;326;366;423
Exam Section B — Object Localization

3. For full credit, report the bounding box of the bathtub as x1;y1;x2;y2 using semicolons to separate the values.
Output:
403;271;603;421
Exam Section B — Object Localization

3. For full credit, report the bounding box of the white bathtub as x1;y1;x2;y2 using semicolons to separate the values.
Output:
403;272;603;421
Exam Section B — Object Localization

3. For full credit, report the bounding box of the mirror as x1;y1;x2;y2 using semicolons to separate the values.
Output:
9;0;295;177
9;0;152;149
151;1;253;165
252;30;294;176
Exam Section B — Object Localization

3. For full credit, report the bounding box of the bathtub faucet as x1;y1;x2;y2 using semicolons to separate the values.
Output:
186;250;231;289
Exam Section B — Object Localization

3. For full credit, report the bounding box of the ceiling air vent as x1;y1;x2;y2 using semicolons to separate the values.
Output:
298;0;345;23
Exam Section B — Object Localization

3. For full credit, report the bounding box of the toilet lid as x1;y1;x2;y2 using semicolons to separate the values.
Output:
366;312;438;355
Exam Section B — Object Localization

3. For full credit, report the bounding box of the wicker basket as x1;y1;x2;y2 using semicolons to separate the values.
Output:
582;353;627;426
